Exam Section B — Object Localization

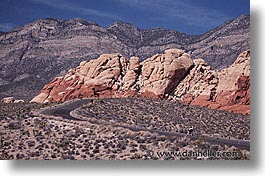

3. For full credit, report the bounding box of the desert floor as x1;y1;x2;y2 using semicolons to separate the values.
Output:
0;98;250;160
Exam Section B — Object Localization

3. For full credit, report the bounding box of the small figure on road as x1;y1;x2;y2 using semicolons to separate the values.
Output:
187;126;194;135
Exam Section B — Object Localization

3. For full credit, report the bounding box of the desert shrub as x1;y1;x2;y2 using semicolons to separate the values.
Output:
34;118;48;129
130;153;142;159
74;126;84;136
8;121;21;129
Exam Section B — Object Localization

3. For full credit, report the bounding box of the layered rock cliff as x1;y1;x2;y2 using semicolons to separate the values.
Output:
31;49;250;115
0;15;249;100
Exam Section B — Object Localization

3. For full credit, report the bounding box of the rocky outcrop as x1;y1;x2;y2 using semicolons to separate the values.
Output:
31;49;193;103
140;49;193;98
1;97;15;103
31;49;250;115
1;97;24;103
174;58;218;104
174;50;250;115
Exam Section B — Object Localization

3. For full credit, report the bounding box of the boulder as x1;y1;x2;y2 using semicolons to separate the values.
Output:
30;93;49;103
14;100;25;103
1;97;15;103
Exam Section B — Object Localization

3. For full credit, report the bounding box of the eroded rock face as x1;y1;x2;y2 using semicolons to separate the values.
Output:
31;49;193;103
174;50;250;115
140;49;193;98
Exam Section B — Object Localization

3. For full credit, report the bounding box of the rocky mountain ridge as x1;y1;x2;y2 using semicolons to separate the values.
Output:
0;15;249;100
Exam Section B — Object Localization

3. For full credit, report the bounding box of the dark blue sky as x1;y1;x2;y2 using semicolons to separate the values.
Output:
0;0;249;34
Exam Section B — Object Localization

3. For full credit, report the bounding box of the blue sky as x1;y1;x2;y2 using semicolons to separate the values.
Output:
0;0;249;34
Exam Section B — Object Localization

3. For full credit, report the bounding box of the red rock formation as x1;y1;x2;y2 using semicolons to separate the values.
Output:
174;50;250;115
31;49;250;115
31;49;193;103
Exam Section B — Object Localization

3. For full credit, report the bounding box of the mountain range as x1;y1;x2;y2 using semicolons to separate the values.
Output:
0;15;250;100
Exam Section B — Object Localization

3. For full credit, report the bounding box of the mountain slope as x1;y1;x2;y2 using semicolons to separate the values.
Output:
188;15;250;69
